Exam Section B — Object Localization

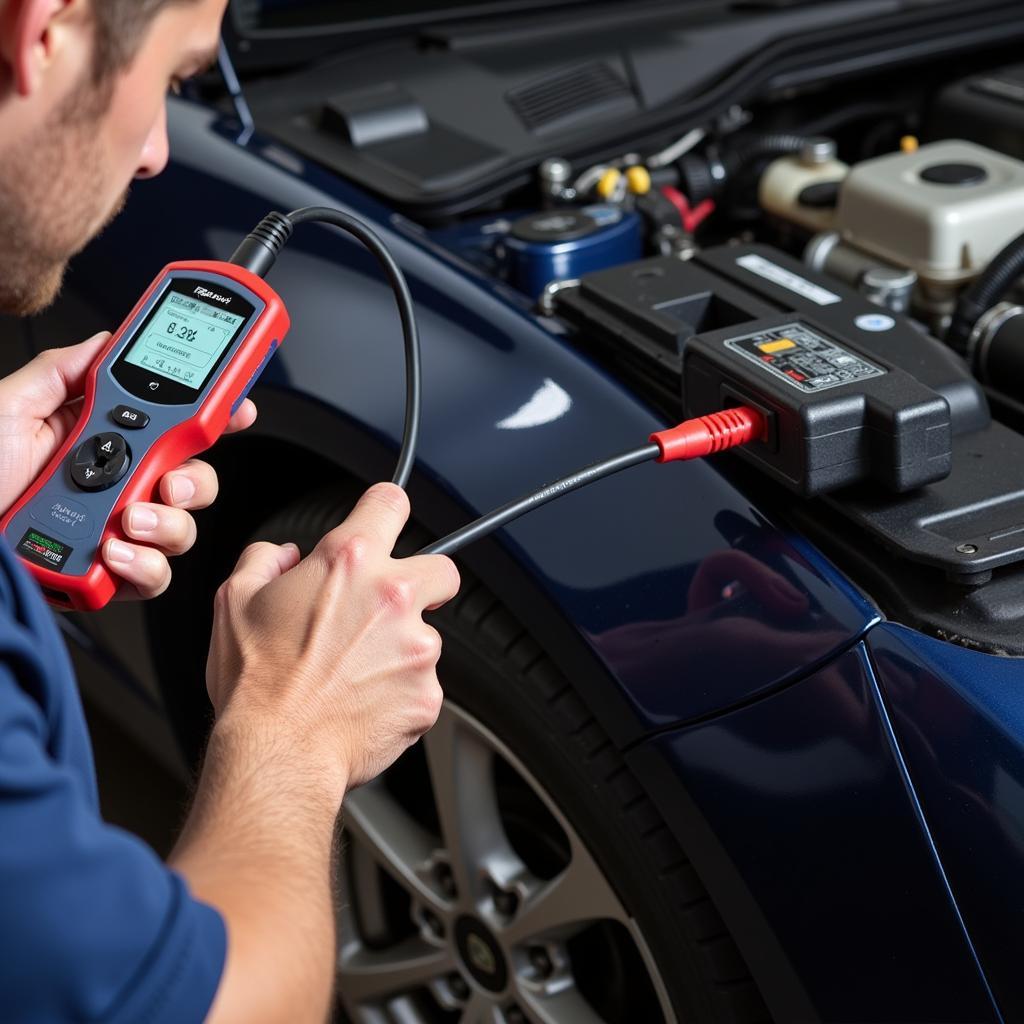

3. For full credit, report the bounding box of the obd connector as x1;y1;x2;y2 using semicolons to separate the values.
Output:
684;317;952;496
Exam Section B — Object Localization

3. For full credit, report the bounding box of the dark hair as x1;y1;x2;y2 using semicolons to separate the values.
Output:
90;0;197;79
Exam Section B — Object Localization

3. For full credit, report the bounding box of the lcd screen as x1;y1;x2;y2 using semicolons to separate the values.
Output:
122;291;247;390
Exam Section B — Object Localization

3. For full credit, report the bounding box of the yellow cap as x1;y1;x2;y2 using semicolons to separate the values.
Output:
596;167;623;200
900;135;919;154
625;165;652;195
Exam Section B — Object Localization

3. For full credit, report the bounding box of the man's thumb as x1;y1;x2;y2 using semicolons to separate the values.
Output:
5;332;111;416
225;542;303;598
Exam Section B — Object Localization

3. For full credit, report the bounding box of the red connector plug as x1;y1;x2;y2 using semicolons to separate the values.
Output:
660;186;716;234
650;406;766;463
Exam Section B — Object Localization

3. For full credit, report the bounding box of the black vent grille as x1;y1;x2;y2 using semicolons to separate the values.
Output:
508;63;636;134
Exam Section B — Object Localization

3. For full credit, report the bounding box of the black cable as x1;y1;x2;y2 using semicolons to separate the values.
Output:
420;444;660;557
230;206;422;490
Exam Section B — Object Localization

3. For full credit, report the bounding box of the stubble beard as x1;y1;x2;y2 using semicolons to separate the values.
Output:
0;80;128;317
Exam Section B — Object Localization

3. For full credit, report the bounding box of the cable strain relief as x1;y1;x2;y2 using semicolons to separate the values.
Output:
651;406;765;463
229;211;294;278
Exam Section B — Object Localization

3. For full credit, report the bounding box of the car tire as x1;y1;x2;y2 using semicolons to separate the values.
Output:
254;485;770;1024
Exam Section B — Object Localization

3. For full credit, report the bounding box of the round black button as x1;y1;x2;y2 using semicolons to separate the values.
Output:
510;210;599;243
919;162;988;186
70;433;131;492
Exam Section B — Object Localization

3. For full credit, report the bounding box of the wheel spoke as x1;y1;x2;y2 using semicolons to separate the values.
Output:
503;835;626;946
516;983;605;1024
343;780;444;910
423;706;525;903
337;935;456;1005
459;991;503;1023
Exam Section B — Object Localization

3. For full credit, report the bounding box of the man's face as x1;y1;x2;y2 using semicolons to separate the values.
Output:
0;0;227;316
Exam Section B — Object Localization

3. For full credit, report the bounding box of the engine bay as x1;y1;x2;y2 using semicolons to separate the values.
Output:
412;59;1024;654
229;9;1024;654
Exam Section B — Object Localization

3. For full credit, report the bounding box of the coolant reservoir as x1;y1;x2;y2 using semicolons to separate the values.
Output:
759;138;849;233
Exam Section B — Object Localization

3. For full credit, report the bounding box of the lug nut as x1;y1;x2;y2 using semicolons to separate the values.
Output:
493;888;519;918
435;864;457;900
448;973;470;1001
529;946;553;978
422;909;444;938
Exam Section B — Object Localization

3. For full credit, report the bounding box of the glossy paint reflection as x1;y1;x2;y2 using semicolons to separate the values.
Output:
586;508;877;726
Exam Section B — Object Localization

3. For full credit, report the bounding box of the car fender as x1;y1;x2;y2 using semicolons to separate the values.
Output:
39;99;879;746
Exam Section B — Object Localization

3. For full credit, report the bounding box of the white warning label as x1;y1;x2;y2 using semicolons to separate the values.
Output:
736;253;842;306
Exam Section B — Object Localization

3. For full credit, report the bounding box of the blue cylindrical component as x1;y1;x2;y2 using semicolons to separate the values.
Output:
503;205;643;297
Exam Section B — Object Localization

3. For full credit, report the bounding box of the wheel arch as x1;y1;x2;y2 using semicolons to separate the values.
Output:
165;384;653;758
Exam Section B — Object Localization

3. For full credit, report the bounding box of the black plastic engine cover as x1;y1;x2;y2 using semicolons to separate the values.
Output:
558;245;1024;584
683;315;952;496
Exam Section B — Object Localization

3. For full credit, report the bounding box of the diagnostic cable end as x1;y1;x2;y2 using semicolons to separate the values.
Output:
229;211;294;278
650;406;765;463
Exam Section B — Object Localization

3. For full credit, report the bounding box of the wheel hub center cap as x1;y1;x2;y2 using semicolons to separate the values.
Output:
454;915;508;993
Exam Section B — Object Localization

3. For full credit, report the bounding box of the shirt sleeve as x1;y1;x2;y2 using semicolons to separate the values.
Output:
0;663;226;1024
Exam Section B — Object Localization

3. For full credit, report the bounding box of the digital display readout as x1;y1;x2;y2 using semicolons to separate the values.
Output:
122;291;246;390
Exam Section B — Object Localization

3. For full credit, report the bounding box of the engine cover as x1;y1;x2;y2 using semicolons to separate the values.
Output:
556;245;1024;584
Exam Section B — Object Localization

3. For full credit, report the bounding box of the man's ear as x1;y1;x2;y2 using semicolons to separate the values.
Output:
2;0;70;97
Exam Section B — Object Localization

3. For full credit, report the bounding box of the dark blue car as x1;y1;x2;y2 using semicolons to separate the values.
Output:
17;1;1024;1020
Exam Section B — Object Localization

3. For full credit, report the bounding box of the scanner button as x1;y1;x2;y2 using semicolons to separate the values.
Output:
102;450;130;478
93;433;127;462
71;433;131;492
111;405;149;430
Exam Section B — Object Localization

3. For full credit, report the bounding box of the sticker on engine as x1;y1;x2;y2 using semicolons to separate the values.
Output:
724;323;885;393
736;253;842;306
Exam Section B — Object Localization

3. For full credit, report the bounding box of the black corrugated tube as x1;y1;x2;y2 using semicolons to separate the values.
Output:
677;133;810;204
948;229;1024;355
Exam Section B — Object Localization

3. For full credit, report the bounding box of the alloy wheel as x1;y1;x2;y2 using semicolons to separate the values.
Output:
336;702;674;1023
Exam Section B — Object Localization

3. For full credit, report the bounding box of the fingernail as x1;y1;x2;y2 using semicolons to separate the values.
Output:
107;540;135;564
129;507;159;534
169;475;196;504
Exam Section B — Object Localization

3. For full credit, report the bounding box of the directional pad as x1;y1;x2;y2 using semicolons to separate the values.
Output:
71;432;131;492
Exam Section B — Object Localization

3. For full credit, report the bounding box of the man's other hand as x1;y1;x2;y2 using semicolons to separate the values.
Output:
0;332;257;600
205;482;461;793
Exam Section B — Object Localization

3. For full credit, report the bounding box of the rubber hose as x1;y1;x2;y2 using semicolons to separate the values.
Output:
677;133;809;203
948;229;1024;354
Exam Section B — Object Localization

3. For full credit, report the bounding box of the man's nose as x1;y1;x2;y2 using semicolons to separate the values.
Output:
135;103;170;180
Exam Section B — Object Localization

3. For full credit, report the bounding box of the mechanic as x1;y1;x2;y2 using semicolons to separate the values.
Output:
0;1;460;1021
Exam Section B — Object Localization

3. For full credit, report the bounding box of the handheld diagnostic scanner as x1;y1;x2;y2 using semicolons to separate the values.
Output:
1;261;289;610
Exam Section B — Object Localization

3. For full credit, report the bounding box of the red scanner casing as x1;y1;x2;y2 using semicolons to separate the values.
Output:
0;260;290;611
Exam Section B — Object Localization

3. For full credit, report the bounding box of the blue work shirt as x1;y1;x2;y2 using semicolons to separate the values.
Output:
0;539;226;1022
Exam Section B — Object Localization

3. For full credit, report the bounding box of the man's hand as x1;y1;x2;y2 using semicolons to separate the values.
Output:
172;482;460;1023
206;481;461;790
0;333;256;599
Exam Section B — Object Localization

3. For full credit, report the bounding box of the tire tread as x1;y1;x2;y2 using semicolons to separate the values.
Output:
441;593;772;1024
